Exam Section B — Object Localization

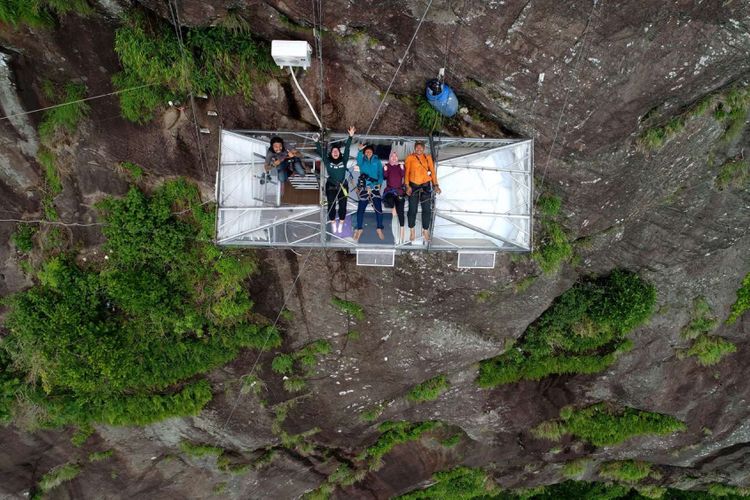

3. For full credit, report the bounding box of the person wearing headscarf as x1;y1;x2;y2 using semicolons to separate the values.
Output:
316;126;355;233
383;151;406;243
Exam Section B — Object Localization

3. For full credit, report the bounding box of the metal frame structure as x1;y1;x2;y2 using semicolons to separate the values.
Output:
216;130;533;267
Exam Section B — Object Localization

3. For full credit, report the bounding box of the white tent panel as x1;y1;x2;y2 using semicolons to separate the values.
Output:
217;206;319;244
220;131;279;207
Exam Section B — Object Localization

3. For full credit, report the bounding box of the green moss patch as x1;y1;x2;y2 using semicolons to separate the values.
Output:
407;374;450;403
727;272;750;325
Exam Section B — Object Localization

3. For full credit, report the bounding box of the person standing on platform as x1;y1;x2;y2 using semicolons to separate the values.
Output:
405;141;441;243
383;151;406;244
316;126;355;233
354;144;384;242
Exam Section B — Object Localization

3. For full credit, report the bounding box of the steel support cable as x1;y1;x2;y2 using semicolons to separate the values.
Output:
0;83;158;122
222;247;315;429
311;0;325;130
364;0;434;137
535;0;603;202
167;0;211;177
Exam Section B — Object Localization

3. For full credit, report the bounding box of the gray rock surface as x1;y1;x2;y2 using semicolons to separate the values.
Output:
0;1;749;498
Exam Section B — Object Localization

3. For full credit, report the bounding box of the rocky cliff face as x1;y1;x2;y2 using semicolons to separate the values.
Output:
0;0;749;498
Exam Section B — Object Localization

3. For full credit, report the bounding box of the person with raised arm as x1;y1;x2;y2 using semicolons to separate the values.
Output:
316;126;355;233
264;136;305;183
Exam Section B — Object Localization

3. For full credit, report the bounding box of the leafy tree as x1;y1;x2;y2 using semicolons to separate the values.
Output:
1;179;277;427
532;403;686;447
478;270;656;387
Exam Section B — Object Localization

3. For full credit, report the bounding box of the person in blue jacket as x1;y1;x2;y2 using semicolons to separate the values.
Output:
354;143;385;242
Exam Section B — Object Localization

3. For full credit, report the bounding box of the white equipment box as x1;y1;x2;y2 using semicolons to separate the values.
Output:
271;40;312;69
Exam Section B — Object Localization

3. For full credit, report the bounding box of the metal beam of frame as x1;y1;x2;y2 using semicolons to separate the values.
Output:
230;130;523;148
437;209;530;218
440;154;531;174
217;207;320;244
436;140;533;166
437;212;527;251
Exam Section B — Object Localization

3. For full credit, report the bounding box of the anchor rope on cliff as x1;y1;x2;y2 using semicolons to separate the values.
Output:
166;0;211;177
364;0;434;137
535;0;603;202
0;83;158;122
222;247;316;429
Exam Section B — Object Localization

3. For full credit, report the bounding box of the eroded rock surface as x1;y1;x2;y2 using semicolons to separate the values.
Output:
0;0;749;498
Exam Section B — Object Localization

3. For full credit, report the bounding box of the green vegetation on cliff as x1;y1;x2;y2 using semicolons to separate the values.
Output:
417;96;443;133
407;374;450;403
358;420;439;471
0;178;278;428
398;468;740;500
679;298;736;366
38;82;89;143
11;223;36;253
113;11;274;123
727;272;750;325
532;193;573;274
398;466;500;499
271;339;331;393
532;403;686;447
638;84;750;150
477;270;656;387
715;159;749;190
0;0;91;27
331;296;365;320
33;462;82;499
684;334;736;367
598;460;654;483
35;81;90;221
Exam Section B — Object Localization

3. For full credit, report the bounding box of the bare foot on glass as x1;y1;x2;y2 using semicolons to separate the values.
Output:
376;228;385;240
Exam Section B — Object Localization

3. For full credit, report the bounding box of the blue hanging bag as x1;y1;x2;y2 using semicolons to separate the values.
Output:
425;79;459;117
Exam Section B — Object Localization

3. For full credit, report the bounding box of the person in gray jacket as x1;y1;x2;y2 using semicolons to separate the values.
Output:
264;136;305;183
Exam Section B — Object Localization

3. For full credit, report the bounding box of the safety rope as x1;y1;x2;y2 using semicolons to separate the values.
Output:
222;247;315;429
426;118;442;251
535;0;603;202
312;0;325;130
0;83;158;122
166;0;211;178
364;0;434;137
